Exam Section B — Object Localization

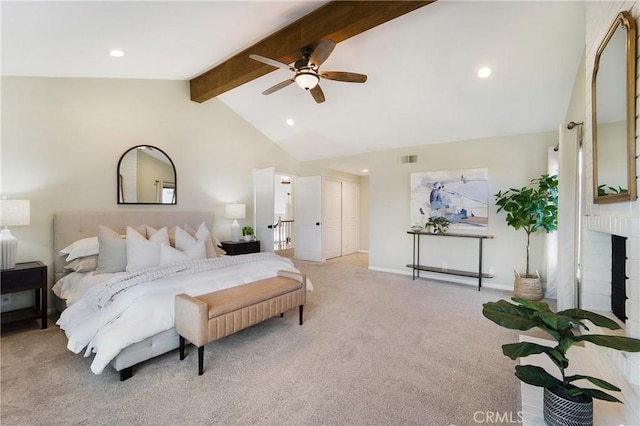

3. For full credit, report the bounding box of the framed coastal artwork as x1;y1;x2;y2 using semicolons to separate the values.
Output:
410;168;489;230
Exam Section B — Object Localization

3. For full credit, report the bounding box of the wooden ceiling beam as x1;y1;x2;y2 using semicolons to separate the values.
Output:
189;1;434;103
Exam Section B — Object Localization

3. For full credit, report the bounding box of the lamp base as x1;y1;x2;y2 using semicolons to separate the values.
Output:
0;228;18;270
230;220;241;242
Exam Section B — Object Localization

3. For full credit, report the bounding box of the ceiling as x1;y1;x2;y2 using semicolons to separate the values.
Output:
1;1;586;176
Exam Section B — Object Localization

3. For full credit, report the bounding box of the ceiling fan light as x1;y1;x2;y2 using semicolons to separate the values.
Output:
295;72;319;90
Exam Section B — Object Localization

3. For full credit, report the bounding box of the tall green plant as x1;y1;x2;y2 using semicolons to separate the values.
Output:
483;298;640;403
494;174;558;277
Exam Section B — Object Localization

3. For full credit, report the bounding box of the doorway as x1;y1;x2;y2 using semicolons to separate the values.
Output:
274;173;295;257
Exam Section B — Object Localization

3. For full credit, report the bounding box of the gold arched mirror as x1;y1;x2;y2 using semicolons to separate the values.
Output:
117;145;177;204
592;11;637;204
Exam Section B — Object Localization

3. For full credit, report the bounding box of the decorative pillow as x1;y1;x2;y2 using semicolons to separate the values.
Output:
168;226;178;247
96;226;127;273
195;222;218;258
60;237;99;261
63;255;98;273
174;226;195;251
126;226;169;272
213;235;226;256
175;225;218;258
159;241;205;266
183;223;197;236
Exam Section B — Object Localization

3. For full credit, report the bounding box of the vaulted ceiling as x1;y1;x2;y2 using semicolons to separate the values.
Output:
2;1;586;175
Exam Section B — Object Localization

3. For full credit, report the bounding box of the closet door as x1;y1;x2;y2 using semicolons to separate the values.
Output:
341;181;359;255
324;179;342;259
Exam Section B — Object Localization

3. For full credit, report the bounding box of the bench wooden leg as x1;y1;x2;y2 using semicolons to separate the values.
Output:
179;336;186;360
198;346;204;376
299;305;304;325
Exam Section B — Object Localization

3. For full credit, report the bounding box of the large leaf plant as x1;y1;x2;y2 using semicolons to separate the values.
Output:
483;297;640;403
494;174;558;277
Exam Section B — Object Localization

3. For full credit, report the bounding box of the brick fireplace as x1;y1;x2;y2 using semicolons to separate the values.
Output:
580;3;640;422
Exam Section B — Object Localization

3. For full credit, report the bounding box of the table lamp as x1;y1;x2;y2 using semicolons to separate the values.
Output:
225;203;246;242
0;199;30;270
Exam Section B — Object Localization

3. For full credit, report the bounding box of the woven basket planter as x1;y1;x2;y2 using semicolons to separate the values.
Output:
543;387;593;426
513;270;543;301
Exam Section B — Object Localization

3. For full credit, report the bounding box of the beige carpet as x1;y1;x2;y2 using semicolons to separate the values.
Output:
1;253;525;425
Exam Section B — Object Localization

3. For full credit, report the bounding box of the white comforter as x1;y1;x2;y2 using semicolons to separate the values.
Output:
56;253;309;374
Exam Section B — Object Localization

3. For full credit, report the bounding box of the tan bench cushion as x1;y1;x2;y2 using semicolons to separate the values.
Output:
198;276;303;319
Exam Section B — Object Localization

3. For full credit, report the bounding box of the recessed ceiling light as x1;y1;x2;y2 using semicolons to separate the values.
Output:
477;67;491;78
286;118;295;126
109;50;125;57
362;169;369;173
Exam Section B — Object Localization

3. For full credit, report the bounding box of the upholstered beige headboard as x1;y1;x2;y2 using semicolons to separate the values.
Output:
53;211;214;281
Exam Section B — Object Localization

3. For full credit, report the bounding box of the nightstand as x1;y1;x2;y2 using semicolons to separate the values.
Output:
1;261;48;329
220;240;261;256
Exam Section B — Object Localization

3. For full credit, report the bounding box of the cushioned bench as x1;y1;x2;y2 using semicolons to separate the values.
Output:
175;270;306;375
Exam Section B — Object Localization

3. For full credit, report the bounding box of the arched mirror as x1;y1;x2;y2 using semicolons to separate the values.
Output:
592;11;637;204
117;145;177;204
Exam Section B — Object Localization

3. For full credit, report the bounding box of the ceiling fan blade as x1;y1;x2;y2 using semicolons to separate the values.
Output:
320;71;367;83
310;85;325;104
262;79;295;95
249;54;293;71
308;39;336;69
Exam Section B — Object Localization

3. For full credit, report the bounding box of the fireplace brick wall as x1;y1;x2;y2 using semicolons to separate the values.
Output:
583;1;640;421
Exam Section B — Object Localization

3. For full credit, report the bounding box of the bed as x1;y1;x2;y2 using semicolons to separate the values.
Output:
52;211;309;380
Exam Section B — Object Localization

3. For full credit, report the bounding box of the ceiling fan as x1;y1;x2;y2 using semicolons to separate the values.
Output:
249;39;367;104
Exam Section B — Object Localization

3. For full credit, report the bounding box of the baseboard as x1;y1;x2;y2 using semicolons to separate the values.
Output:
367;266;512;291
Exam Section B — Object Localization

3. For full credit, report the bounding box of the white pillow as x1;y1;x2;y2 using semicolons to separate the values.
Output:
60;237;99;261
126;226;169;272
96;226;127;273
159;241;205;266
175;227;197;251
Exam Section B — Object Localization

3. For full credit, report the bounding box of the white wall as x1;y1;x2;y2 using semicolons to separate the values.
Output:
1;76;300;309
367;132;556;290
359;175;370;253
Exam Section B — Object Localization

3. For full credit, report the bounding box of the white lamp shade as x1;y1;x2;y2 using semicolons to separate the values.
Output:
1;199;30;227
225;203;246;220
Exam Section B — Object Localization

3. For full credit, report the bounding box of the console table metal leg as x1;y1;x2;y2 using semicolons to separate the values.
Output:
478;238;484;291
412;233;417;280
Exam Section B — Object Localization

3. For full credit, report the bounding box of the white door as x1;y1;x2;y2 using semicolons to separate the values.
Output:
294;176;322;261
324;179;342;259
254;167;275;252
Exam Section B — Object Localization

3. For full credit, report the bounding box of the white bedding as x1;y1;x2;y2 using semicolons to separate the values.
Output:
56;252;310;374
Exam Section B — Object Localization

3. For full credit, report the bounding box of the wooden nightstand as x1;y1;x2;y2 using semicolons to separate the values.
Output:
220;240;260;256
1;261;48;329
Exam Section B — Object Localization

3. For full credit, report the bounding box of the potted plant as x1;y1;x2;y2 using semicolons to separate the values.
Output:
483;297;640;426
427;216;450;234
494;174;558;300
241;225;254;241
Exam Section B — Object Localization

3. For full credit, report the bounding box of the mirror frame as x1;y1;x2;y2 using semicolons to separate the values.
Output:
117;145;177;205
591;11;638;204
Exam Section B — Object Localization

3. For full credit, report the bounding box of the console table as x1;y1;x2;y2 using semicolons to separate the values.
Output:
407;231;494;290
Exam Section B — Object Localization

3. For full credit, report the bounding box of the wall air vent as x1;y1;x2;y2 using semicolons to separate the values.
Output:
401;155;418;164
